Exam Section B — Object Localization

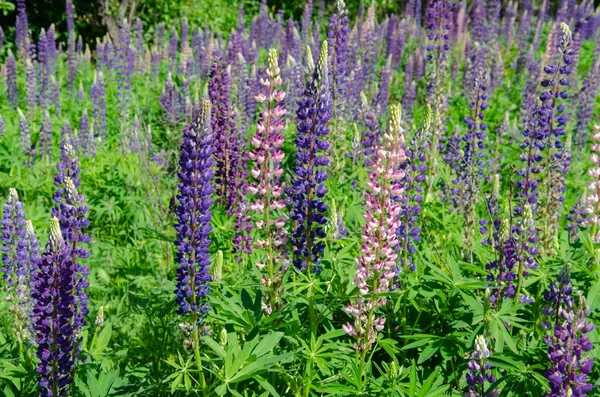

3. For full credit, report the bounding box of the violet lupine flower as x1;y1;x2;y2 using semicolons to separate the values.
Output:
66;0;77;94
541;266;595;397
91;71;107;140
574;66;600;150
342;104;407;353
38;29;49;108
585;126;600;242
396;106;430;274
538;23;574;252
32;217;78;396
39;110;52;160
49;75;61;115
425;0;454;183
248;49;289;316
78;109;90;155
61;120;73;149
356;92;381;160
209;57;234;205
6;51;18;109
567;194;587;242
168;27;178;70
0;115;4;135
301;0;312;49
174;100;214;328
288;41;332;273
327;0;350;120
26;60;37;122
373;55;392;115
465;335;496;397
159;72;181;124
51;143;91;370
134;18;144;61
47;25;57;76
2;190;40;345
18;109;35;167
2;189;27;289
15;0;28;57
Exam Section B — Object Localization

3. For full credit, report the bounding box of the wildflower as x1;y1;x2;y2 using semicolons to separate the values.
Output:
541;265;595;396
343;104;406;352
248;48;289;315
174;100;215;325
288;41;332;272
465;335;496;397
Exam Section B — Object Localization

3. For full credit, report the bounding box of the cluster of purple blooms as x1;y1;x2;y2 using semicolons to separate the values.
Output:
288;41;331;272
541;266;594;396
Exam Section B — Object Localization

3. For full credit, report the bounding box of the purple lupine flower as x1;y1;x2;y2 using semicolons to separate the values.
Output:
91;71;107;140
77;82;85;103
134;17;143;60
574;66;600;150
356;91;381;160
6;51;18;109
503;1;517;48
402;55;417;122
168;27;178;69
2;190;39;345
465;335;496;396
37;28;49;108
288;41;331;273
15;0;28;58
61;120;72;149
39;110;52;160
50;143;91;369
78;109;90;156
151;46;160;77
181;17;189;48
541;266;595;396
25;60;37;122
117;20;131;120
425;0;454;183
248;49;288;315
32;217;77;396
538;23;574;251
567;194;587;242
342;104;406;353
301;0;312;49
396;106;430;274
47;24;57;76
174;100;214;328
2;189;27;289
18;109;35;167
0;115;4;135
159;72;181;124
373;55;391;115
66;0;77;93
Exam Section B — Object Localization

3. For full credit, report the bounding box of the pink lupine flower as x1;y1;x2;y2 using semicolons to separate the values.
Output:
343;104;407;353
248;48;289;315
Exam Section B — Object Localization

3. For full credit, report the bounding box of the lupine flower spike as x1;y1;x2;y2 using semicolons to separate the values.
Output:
248;48;289;315
174;100;215;333
343;104;406;353
289;41;331;272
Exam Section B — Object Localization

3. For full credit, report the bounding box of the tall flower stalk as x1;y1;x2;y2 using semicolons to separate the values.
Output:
342;104;406;388
51;143;91;375
173;100;214;391
289;41;331;273
538;23;574;252
248;48;288;316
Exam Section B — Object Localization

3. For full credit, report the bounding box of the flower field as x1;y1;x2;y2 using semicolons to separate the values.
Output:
1;0;600;396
